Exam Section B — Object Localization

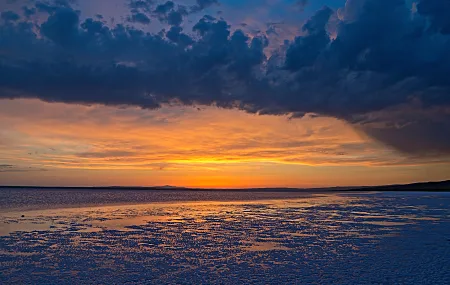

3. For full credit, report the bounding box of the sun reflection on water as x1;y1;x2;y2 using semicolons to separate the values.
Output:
0;192;449;283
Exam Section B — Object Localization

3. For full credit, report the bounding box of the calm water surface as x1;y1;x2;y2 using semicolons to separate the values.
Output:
0;189;449;284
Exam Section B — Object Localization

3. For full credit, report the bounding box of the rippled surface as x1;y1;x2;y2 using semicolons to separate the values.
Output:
1;191;449;284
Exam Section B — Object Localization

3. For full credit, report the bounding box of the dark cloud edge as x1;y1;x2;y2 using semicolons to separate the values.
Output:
1;0;450;157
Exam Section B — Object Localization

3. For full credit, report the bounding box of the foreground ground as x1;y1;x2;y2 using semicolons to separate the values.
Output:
1;191;449;284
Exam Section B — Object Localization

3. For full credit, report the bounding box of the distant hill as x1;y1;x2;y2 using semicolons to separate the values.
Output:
343;180;450;192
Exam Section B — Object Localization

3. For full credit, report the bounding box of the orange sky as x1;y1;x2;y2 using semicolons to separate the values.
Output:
0;99;449;188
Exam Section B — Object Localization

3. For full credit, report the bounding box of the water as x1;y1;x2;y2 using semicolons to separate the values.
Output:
1;189;449;284
0;188;316;212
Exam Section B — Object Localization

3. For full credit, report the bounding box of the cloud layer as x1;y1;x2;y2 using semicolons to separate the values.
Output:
1;0;450;157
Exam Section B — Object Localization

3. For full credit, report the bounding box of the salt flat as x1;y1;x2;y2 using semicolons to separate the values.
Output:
0;190;449;284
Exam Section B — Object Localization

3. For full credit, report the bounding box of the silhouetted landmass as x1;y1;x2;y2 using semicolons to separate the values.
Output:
345;180;450;192
0;180;449;192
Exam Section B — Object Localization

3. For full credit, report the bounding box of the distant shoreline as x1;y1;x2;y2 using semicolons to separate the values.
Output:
1;180;449;192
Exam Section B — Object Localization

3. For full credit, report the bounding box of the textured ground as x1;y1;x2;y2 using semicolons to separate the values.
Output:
1;191;449;284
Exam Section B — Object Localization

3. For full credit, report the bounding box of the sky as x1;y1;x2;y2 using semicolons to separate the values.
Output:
0;0;449;188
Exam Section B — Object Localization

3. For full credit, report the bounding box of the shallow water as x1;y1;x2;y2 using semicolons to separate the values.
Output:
0;190;449;284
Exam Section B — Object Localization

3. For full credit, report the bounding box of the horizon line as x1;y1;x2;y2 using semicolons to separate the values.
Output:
1;179;449;191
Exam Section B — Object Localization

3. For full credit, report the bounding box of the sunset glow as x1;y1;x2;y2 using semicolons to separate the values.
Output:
1;99;449;188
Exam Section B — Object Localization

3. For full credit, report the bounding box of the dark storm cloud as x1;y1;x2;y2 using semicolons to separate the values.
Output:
40;7;80;46
362;117;450;157
127;12;151;24
153;0;175;18
166;25;193;45
285;6;333;70
1;0;450;157
22;6;37;18
1;11;20;22
416;0;450;34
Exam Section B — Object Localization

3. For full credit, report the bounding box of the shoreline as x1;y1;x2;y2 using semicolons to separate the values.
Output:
1;179;449;192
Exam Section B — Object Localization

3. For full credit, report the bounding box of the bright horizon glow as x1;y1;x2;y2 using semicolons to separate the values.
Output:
1;99;449;188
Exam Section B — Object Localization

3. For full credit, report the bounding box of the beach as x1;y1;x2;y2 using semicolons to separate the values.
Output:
1;189;449;284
